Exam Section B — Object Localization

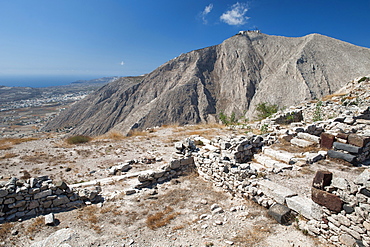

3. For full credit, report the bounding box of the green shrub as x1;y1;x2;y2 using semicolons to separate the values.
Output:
218;112;238;126
358;77;369;83
66;135;91;144
256;102;279;119
312;101;323;122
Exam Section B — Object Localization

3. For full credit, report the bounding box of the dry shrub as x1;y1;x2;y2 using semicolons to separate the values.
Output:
76;205;101;233
0;222;14;241
321;92;347;101
25;216;44;236
0;137;38;150
104;131;126;140
232;222;273;246
146;206;180;230
0;153;18;159
65;135;91;145
127;129;149;137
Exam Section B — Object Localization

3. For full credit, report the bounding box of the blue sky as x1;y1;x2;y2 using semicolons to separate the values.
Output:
0;0;369;87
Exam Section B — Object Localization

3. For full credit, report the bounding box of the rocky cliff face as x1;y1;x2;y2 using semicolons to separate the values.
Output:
44;33;370;136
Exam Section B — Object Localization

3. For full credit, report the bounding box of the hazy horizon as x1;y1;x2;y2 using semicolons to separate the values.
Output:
0;74;123;88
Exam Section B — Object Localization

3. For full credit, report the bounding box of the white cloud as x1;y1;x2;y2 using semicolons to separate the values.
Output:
120;61;125;66
220;2;249;26
201;4;213;24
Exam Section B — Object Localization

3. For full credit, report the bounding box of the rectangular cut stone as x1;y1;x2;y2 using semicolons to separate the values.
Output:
257;180;297;204
320;133;335;149
290;138;314;148
263;148;294;164
297;132;320;143
311;187;343;213
336;133;349;140
348;134;370;148
286;195;322;220
333;142;362;154
327;150;356;163
312;170;332;190
268;203;291;224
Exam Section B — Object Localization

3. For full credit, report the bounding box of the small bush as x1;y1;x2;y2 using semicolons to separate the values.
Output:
358;77;369;83
219;112;238;126
256;103;278;119
312;101;323;122
66;135;91;144
146;206;179;230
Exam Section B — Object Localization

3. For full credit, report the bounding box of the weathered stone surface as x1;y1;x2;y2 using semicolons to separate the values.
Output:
333;142;362;154
55;181;68;191
45;213;55;226
320;132;335;149
348;134;370;148
257;180;297;204
268;203;291;224
355;169;370;185
285;196;322;220
290;138;314;148
34;189;52;200
312;170;332;190
311;187;343;213
331;177;349;190
297;132;320;143
327;150;356;163
339;234;356;246
0;189;8;198
53;195;70;206
30;228;73;247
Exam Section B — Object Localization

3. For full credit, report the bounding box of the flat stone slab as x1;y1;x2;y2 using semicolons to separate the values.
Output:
297;132;320;143
333;142;362;154
257;179;297;204
286;195;322;220
327;150;356;163
254;154;292;171
263;147;295;164
290;138;314;148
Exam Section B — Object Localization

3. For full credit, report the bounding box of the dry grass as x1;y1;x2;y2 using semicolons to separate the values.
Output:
0;153;18;160
0;222;14;241
0;137;38;150
127;129;150;137
103;131;126;140
25;216;45;238
232;219;274;246
321;92;347;101
146;206;180;230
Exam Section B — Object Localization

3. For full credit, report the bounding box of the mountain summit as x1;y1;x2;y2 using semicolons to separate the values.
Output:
44;32;370;136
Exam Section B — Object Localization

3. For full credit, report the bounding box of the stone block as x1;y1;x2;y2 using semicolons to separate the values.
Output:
311;187;343;213
0;189;8;198
320;132;335;149
290;138;314;148
257;180;297;204
337;133;349;140
339;234;356;246
34;189;52;200
268;203;291;224
327;150;356;163
45;213;55;226
331;177;349;190
297;132;320;143
333;142;362;154
169;159;181;169
348;134;370;147
355;169;370;185
285;196;322;220
312;170;332;190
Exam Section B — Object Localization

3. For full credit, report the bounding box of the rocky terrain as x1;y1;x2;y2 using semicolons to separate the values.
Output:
0;75;369;246
44;32;370;136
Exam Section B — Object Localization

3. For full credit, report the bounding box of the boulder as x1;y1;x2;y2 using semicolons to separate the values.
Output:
333;142;362;154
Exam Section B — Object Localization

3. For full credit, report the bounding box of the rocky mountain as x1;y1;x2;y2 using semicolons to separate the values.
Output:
43;32;370;136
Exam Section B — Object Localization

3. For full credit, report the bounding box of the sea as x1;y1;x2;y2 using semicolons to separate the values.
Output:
0;75;108;88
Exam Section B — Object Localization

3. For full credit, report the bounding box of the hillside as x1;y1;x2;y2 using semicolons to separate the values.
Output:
44;32;370;136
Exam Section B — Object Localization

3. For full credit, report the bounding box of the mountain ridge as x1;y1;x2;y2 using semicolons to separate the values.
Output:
43;32;370;136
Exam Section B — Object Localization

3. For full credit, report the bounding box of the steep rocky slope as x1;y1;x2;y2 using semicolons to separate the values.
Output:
44;32;370;136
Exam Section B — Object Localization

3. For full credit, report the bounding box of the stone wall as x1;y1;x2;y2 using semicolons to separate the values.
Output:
0;176;101;223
